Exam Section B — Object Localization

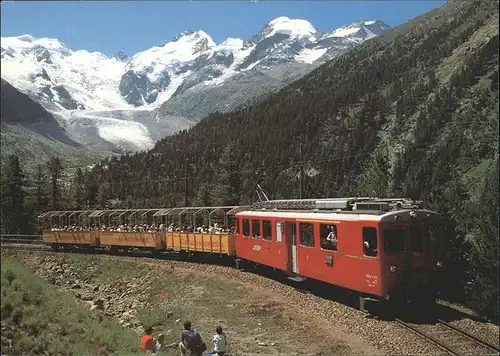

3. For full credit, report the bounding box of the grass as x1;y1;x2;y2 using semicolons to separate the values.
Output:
437;299;484;320
0;256;140;356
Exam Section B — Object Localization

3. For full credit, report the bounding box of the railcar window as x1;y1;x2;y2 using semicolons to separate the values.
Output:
320;224;338;251
242;219;250;237
409;226;423;252
276;221;283;243
384;228;407;253
363;227;378;257
262;220;272;241
252;219;261;239
299;223;314;247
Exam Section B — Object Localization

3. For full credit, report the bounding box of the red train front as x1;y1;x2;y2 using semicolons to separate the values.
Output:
234;198;443;310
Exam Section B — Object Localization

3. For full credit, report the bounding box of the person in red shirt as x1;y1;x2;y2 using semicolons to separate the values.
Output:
140;326;156;352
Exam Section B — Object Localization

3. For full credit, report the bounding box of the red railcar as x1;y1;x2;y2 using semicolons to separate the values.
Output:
234;198;443;308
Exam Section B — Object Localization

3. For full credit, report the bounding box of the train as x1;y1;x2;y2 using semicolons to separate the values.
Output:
39;197;445;313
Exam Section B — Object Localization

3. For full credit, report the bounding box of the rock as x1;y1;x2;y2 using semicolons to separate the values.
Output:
90;304;98;312
121;311;133;319
80;293;93;301
166;311;173;319
71;284;81;289
258;342;267;346
270;342;276;346
94;298;105;310
93;286;99;292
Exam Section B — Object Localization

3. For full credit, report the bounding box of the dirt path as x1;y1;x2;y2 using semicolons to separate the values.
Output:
154;264;381;356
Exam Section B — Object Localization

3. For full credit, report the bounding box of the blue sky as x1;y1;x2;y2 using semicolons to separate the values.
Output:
1;1;444;56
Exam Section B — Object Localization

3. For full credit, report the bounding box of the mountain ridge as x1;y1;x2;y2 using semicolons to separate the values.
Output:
1;17;390;112
1;17;391;156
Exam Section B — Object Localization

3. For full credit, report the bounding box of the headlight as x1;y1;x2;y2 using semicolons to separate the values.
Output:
389;265;397;273
436;261;443;268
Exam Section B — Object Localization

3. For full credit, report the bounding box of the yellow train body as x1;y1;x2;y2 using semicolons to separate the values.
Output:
165;232;235;254
42;231;236;255
99;231;164;249
43;231;99;246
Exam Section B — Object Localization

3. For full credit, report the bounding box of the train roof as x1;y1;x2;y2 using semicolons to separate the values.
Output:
234;197;441;223
235;209;441;223
37;198;441;223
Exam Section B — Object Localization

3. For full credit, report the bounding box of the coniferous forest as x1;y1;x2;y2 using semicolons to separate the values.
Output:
2;0;499;322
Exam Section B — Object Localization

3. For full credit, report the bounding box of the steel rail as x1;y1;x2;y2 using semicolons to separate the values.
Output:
395;318;461;356
437;319;500;354
395;317;500;356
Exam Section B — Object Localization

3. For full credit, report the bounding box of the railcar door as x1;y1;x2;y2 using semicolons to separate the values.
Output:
285;222;298;274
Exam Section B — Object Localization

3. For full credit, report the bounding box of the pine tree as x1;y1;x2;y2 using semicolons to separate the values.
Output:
84;169;98;208
195;183;212;207
1;155;28;234
466;159;499;322
28;164;49;230
211;143;241;206
72;168;84;210
29;164;49;213
46;156;64;210
97;183;112;209
352;148;391;197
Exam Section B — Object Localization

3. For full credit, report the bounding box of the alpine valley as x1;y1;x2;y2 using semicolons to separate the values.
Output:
1;17;390;165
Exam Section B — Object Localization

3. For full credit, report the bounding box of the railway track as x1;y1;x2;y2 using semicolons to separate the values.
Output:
395;318;500;356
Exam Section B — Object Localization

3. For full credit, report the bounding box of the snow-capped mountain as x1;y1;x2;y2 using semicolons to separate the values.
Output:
1;17;390;154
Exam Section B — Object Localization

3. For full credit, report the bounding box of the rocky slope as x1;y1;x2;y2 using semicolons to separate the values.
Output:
1;18;390;155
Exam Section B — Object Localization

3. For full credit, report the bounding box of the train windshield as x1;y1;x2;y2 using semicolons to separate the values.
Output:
426;223;442;249
383;227;407;254
409;226;424;252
